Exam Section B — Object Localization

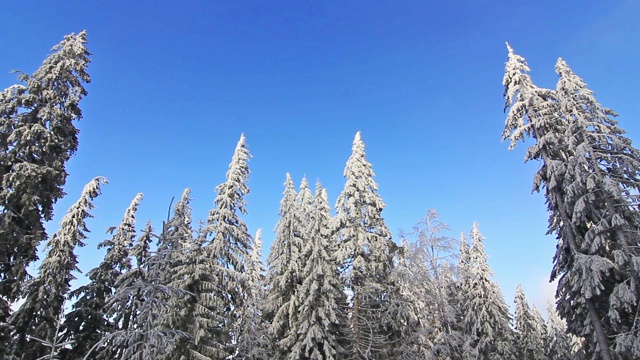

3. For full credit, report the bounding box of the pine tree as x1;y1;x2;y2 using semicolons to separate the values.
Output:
502;44;640;359
63;192;142;360
0;32;91;353
289;182;347;360
9;176;106;360
266;173;304;358
235;228;271;359
458;223;515;360
334;131;396;359
204;133;253;357
513;284;548;360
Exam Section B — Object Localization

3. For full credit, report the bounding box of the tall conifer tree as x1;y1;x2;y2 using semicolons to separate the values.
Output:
9;176;106;360
502;44;640;359
235;228;271;359
458;223;515;360
514;284;548;360
204;133;253;356
546;302;583;360
334;131;395;359
0;32;91;352
98;225;188;360
63;192;142;360
289;183;347;360
266;173;303;358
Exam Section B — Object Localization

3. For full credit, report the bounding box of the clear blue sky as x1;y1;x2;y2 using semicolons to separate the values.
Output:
2;1;639;310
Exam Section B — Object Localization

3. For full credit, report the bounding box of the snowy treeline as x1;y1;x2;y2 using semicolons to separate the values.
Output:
0;32;637;360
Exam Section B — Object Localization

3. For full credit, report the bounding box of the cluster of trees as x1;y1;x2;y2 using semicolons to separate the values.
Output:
0;32;637;360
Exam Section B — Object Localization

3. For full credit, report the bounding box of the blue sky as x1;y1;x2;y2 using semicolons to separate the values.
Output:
2;1;639;310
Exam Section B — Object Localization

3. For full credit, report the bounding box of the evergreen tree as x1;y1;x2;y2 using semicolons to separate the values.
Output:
546;301;583;360
0;32;91;353
97;221;154;359
204;133;253;357
555;58;640;358
163;188;227;359
334;131;396;359
266;173;303;358
96;225;189;360
458;223;515;360
289;183;347;360
513;284;548;360
63;192;142;360
297;176;314;237
502;44;640;359
235;228;271;359
9;176;106;360
154;189;194;360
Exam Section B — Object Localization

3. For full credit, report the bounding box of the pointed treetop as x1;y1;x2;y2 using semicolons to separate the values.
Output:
555;58;574;79
354;130;362;141
225;132;250;175
248;228;264;279
505;42;514;54
48;176;107;252
180;187;191;199
470;221;482;243
284;172;295;190
352;131;365;152
300;175;309;189
554;57;589;92
298;176;312;200
254;228;262;251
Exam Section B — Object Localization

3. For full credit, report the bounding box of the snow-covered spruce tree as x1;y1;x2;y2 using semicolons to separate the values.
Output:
554;58;640;358
457;223;515;360
203;133;253;357
288;182;347;360
96;221;154;359
546;301;583;360
33;304;72;360
334;131;396;359
513;284;548;360
297;176;314;237
235;228;271;359
266;173;304;358
531;306;549;351
502;44;640;359
8;176;106;360
149;188;227;359
0;32;91;349
153;189;196;360
94;225;189;360
62;192;142;360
